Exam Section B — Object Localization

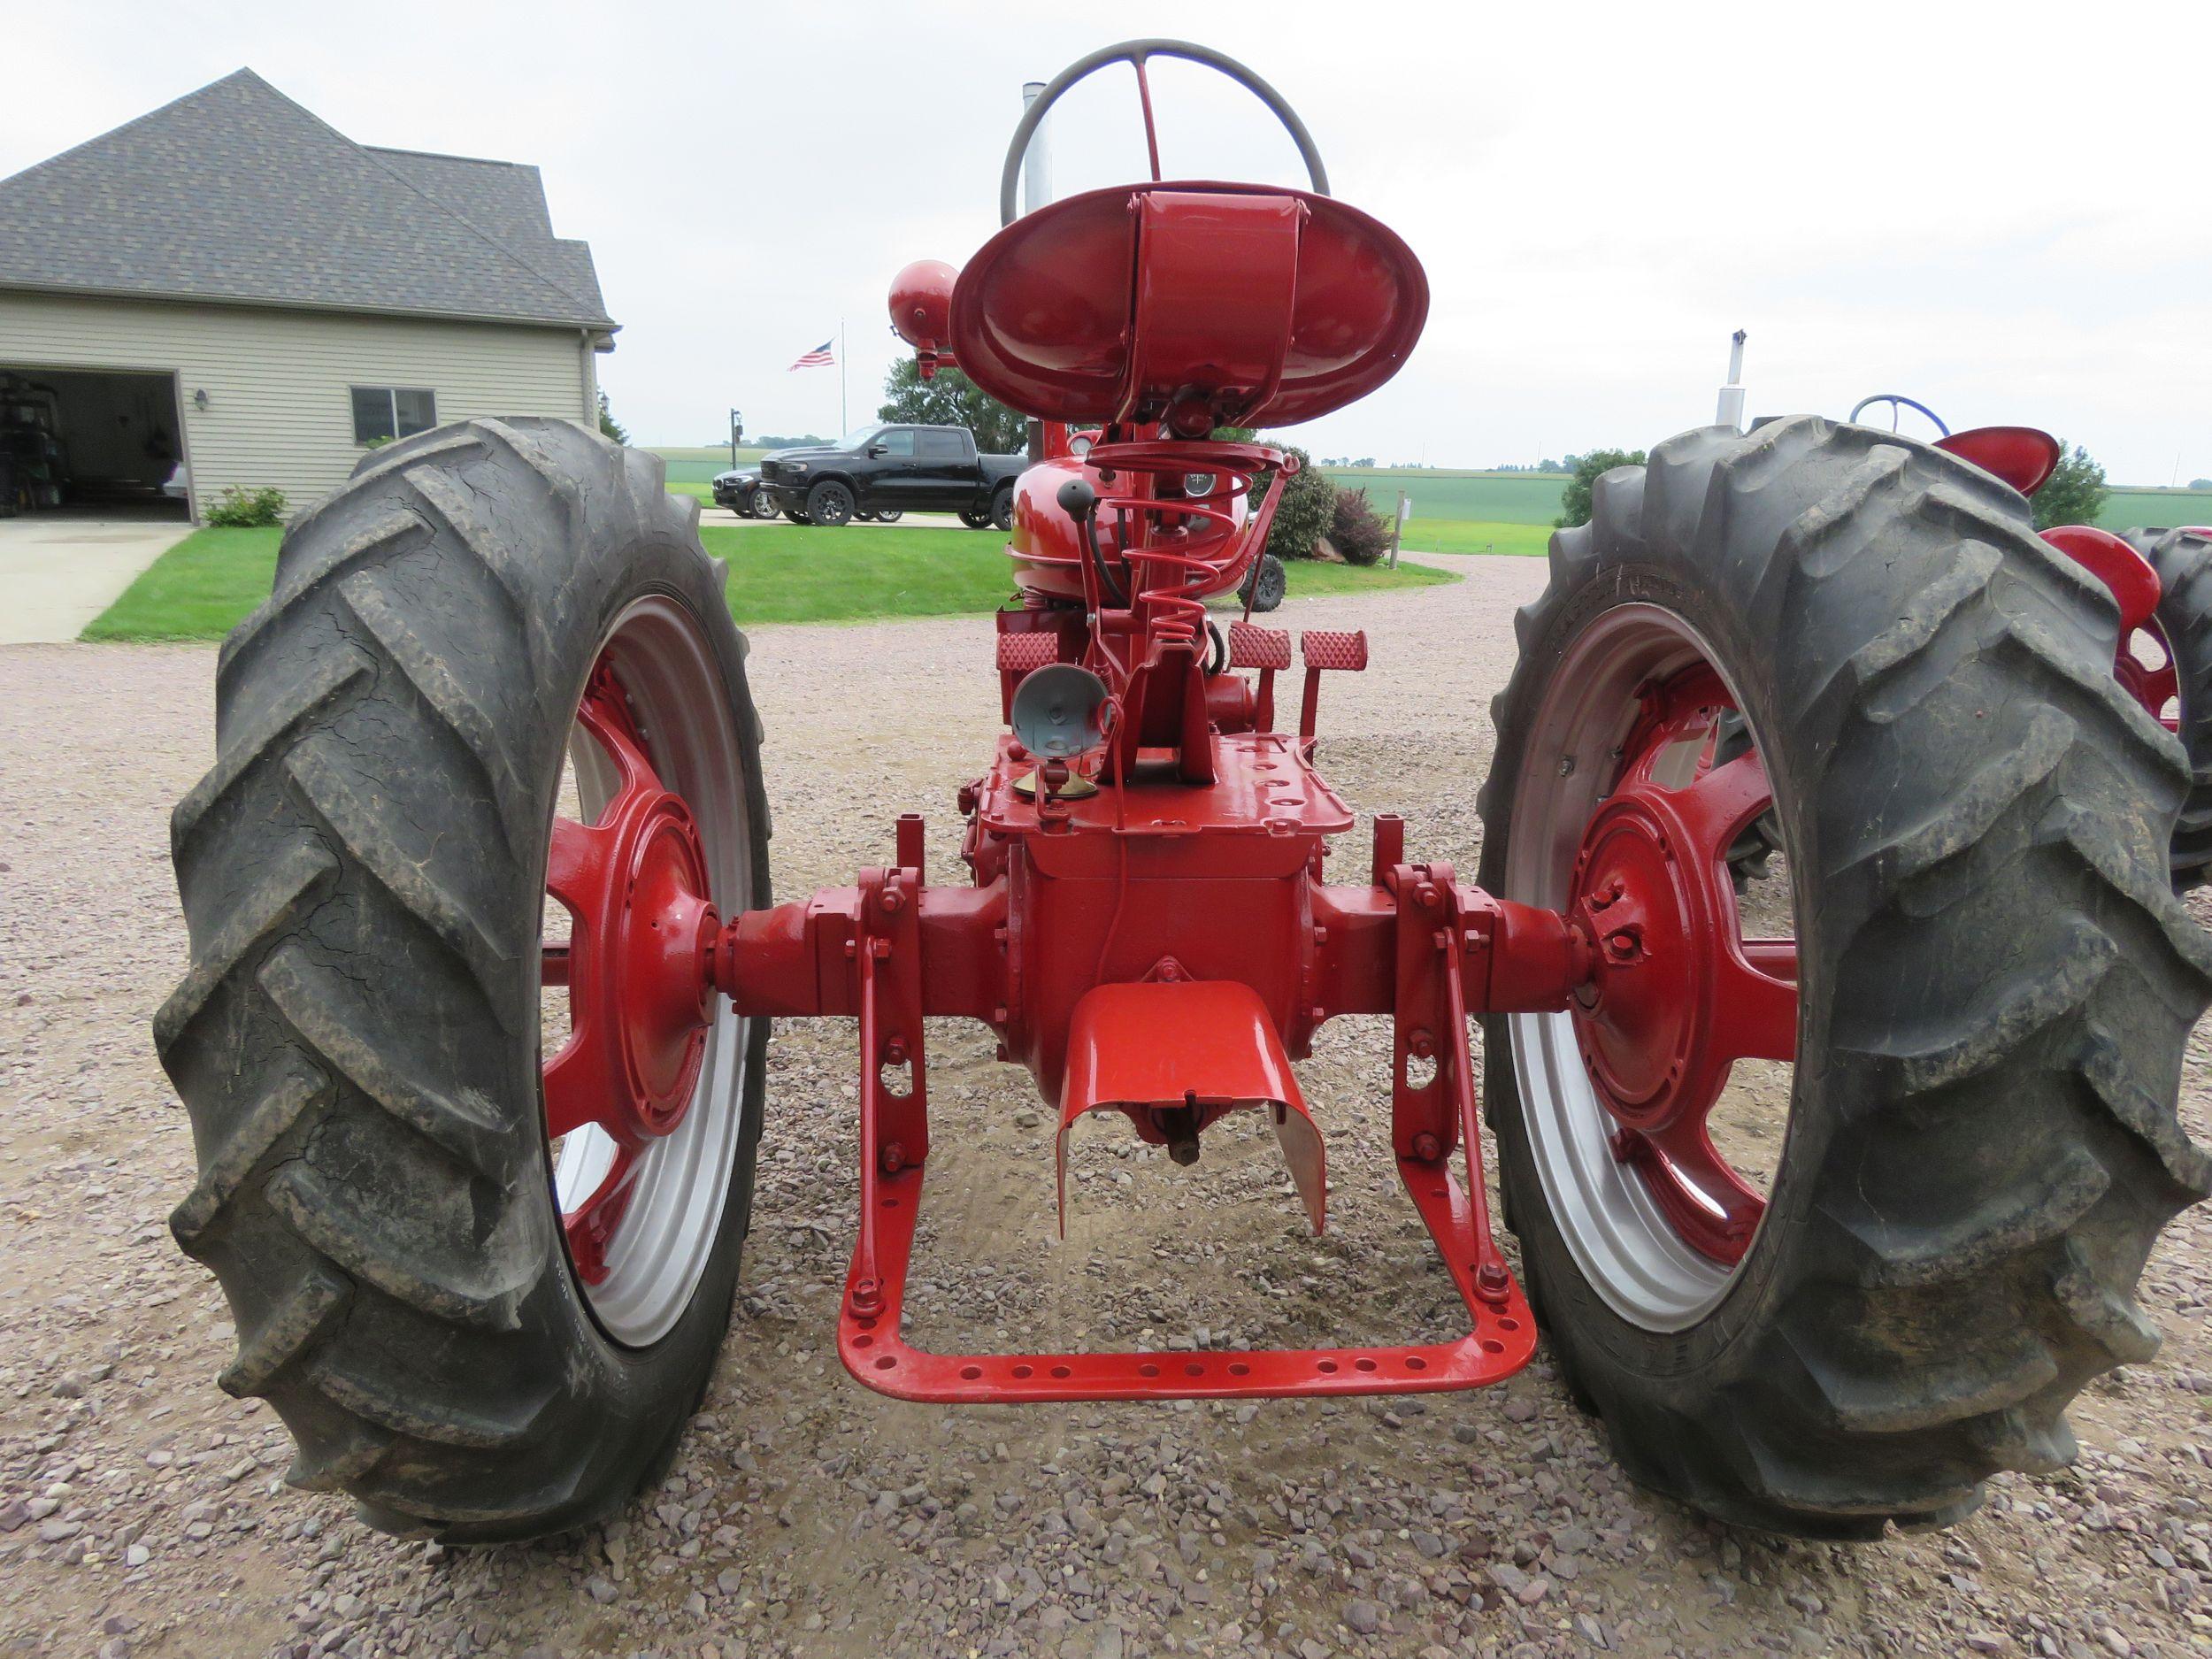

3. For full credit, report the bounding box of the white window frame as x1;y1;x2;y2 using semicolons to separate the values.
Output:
350;385;438;446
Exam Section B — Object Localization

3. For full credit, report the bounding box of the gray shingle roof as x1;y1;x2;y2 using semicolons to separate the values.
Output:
365;147;608;317
0;69;614;330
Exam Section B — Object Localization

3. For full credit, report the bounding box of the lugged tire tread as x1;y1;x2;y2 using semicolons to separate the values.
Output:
159;417;771;1542
258;943;509;1180
2125;526;2212;885
220;1261;352;1396
1481;415;2208;1533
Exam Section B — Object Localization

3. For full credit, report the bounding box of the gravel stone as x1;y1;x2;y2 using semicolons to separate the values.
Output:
3;563;2208;1656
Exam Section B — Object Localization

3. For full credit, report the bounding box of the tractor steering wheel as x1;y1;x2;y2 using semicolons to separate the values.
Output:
1848;394;1950;439
1000;39;1331;227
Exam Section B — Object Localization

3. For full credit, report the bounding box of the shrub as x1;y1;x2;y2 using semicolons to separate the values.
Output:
1263;446;1337;561
1329;487;1391;565
1555;448;1647;529
204;485;287;527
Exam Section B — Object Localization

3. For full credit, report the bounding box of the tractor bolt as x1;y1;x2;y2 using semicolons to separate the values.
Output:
1417;882;1440;910
1475;1262;1511;1302
884;1037;909;1066
1557;756;1577;778
1409;1029;1435;1060
1411;1132;1442;1162
879;884;904;914
880;1141;907;1175
849;1279;883;1317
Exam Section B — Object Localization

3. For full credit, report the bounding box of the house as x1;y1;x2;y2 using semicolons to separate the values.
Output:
0;69;615;522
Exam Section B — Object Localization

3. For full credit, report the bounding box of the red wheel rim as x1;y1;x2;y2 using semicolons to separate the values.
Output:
1563;664;1797;1266
542;656;722;1287
2118;618;2179;734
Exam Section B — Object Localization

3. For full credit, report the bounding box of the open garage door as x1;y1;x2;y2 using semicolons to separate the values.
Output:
0;365;188;520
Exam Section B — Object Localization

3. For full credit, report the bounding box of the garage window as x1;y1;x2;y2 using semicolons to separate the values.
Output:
350;386;437;445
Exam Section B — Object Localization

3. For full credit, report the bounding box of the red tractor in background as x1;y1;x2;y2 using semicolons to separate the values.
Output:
159;41;2209;1547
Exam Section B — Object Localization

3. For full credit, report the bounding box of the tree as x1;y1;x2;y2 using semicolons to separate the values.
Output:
596;390;628;445
2033;442;2107;531
2191;477;2211;491
878;362;1026;453
1556;448;1647;529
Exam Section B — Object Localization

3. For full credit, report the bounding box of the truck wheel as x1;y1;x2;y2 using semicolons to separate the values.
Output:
958;504;995;530
1479;416;2210;1537
872;509;904;524
158;418;772;1543
782;508;810;526
805;480;854;526
990;484;1016;534
2124;527;2212;888
749;492;778;520
1240;552;1286;613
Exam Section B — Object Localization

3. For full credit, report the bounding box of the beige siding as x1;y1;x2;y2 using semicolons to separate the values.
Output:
0;291;593;519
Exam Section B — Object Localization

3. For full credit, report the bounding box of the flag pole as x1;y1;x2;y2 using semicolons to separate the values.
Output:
840;319;847;434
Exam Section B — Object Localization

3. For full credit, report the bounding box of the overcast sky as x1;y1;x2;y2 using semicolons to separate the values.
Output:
7;1;2208;482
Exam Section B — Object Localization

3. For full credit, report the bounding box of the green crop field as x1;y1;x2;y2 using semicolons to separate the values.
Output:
655;446;2206;534
2104;489;2212;531
1325;470;1568;526
649;446;766;484
1396;519;1552;558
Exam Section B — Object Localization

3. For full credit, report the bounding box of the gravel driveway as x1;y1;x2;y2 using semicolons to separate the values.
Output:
3;553;2208;1659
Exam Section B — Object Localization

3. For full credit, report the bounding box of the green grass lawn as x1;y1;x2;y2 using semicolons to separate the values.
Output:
80;519;1451;641
81;526;283;641
705;525;1450;625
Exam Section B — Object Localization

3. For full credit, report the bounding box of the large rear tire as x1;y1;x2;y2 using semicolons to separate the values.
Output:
2124;526;2212;887
1479;416;2211;1536
158;418;772;1543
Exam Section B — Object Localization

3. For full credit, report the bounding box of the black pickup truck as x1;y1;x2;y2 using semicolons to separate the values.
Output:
758;424;1025;529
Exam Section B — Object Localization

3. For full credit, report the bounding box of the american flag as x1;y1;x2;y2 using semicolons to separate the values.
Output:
788;339;835;370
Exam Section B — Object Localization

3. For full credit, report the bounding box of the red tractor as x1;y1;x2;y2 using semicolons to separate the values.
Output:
160;41;2208;1544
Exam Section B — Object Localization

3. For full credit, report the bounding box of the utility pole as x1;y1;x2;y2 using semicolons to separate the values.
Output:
728;407;742;472
1716;329;1748;431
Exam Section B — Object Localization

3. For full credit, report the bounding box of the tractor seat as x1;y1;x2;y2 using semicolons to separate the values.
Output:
950;181;1428;437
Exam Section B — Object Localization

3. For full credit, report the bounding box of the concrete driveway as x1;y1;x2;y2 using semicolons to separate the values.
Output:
0;514;189;643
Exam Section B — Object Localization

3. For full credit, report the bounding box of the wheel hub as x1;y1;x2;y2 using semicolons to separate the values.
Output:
1539;661;1799;1269
594;789;719;1138
543;657;730;1286
1568;794;1708;1123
